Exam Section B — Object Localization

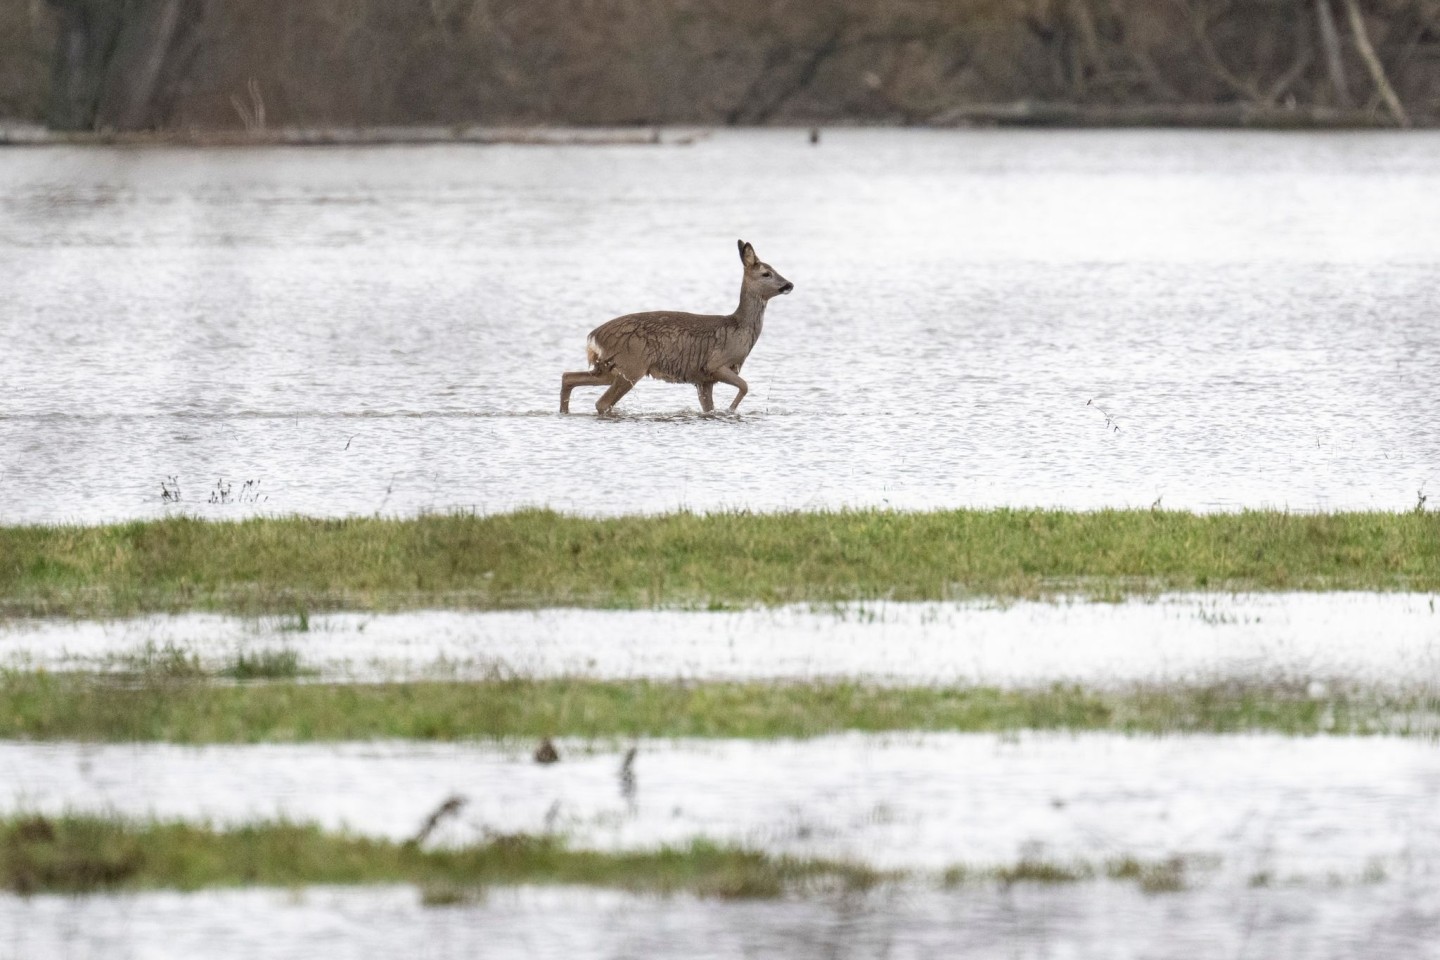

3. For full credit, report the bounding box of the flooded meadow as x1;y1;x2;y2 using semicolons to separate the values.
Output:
3;130;1439;956
2;593;1437;688
2;131;1439;522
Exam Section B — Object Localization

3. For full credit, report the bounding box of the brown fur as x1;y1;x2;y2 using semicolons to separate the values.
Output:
560;240;793;414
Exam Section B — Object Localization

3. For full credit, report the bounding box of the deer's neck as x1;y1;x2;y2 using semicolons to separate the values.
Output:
732;284;768;333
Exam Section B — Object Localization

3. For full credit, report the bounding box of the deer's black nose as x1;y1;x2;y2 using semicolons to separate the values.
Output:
779;282;794;294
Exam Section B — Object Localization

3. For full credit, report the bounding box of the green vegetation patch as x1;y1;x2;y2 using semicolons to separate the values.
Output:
1;509;1437;616
0;816;1214;899
0;815;880;898
0;674;1431;742
217;649;310;680
946;854;1193;894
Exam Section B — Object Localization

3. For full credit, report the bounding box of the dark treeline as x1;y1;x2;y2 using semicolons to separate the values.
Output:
4;0;1440;130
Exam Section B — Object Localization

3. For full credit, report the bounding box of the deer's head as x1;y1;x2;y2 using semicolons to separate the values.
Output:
739;240;793;299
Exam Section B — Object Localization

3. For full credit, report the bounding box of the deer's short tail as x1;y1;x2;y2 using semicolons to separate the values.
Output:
586;335;610;372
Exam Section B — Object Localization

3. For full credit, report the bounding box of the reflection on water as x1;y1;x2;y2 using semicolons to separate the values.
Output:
3;733;1437;877
3;882;1438;960
3;593;1438;688
2;131;1439;523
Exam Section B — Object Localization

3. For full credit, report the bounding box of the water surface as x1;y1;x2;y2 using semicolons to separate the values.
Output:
4;593;1437;688
2;131;1438;522
4;733;1436;876
4;883;1438;960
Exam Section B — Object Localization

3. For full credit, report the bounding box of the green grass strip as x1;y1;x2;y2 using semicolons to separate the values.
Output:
1;675;1433;741
1;816;1217;898
0;815;879;898
1;508;1437;616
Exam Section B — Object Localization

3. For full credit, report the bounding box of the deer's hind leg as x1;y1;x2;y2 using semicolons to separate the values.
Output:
696;381;716;413
560;369;611;413
594;374;637;414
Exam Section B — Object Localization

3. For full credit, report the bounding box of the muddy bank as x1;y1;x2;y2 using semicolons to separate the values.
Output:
5;0;1440;130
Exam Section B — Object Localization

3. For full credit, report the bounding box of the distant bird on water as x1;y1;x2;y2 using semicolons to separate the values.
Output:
534;737;560;764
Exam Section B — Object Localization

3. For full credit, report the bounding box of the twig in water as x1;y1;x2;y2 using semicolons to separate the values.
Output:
1086;399;1121;433
238;479;266;503
160;476;182;503
207;478;266;505
408;794;467;847
376;472;399;514
1417;486;1429;515
619;746;638;806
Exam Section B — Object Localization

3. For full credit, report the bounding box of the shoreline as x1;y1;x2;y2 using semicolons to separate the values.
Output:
0;104;1410;149
0;125;707;148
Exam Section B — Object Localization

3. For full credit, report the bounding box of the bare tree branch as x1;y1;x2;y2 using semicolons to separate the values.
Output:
1186;0;1265;102
1343;0;1411;125
1263;37;1315;105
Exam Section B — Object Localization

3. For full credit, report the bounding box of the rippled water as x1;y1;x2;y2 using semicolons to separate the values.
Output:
4;593;1438;688
4;883;1439;960
3;131;1439;523
5;733;1437;877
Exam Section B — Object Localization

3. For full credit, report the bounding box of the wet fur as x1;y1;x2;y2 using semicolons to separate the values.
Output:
560;240;793;414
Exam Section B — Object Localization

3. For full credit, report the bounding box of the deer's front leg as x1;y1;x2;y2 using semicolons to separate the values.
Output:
696;381;716;413
709;367;748;412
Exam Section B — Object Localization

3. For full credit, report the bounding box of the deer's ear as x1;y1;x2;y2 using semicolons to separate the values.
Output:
738;240;757;266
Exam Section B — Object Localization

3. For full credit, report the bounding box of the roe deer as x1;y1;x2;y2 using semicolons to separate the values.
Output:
559;240;793;414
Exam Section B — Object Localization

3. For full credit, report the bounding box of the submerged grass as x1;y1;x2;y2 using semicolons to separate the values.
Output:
0;815;880;898
217;649;309;680
2;508;1437;616
80;644;312;682
0;816;1208;899
0;674;1431;742
948;855;1193;893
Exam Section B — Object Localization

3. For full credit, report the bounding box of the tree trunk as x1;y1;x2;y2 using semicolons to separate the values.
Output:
43;0;206;131
1314;0;1354;107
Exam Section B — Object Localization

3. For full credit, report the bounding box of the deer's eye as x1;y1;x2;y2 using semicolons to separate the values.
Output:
762;271;771;278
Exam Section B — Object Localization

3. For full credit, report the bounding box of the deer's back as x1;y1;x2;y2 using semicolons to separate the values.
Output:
589;311;756;384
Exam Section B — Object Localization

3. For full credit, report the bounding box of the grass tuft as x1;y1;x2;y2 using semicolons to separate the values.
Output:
996;859;1089;885
114;643;208;680
219;649;308;680
1107;855;1187;893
